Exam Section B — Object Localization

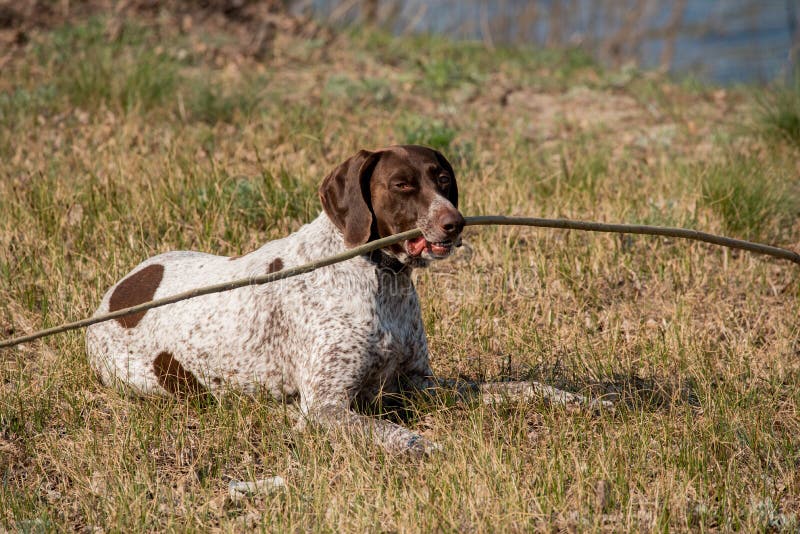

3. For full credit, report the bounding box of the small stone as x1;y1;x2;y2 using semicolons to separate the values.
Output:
228;476;286;502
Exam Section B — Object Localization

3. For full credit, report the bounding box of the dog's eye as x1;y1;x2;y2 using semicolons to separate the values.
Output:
437;175;451;188
393;182;415;192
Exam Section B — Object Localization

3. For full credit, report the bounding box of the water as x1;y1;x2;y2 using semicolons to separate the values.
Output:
300;0;799;84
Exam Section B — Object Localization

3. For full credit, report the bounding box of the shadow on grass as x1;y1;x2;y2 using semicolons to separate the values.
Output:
353;364;701;430
530;360;702;412
583;372;701;411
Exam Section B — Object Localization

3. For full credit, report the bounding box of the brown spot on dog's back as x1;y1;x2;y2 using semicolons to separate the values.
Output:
109;264;164;328
268;258;283;273
153;351;206;397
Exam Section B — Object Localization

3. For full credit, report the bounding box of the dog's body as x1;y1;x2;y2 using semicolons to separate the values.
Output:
86;213;430;407
87;145;602;456
87;145;466;454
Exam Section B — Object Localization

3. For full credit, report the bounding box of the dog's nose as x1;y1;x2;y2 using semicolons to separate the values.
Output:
439;210;465;238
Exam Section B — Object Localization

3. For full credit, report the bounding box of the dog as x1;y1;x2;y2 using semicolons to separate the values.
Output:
86;145;602;456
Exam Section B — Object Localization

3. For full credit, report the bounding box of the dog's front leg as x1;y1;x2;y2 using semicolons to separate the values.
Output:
473;381;613;411
406;373;612;411
302;400;440;457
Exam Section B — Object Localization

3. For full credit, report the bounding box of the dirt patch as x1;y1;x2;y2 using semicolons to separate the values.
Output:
0;0;314;63
507;86;648;135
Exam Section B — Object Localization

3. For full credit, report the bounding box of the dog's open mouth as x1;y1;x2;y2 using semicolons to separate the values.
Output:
406;237;456;258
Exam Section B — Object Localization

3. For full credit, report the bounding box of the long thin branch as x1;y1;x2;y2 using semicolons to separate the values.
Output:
466;215;800;264
1;215;798;350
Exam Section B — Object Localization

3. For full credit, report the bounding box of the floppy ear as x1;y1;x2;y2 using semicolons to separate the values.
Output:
319;150;383;247
433;149;458;208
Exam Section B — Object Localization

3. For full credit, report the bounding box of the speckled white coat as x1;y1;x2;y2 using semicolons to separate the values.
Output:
86;213;438;454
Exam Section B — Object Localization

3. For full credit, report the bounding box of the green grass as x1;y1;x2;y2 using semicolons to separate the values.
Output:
700;154;798;240
349;27;599;92
186;81;264;124
755;74;800;147
1;12;800;533
398;115;458;151
40;17;180;113
323;74;396;108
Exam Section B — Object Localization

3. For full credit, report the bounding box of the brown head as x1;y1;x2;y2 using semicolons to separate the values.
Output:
319;145;465;267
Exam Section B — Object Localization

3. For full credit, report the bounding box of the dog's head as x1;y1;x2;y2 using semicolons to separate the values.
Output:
319;145;464;267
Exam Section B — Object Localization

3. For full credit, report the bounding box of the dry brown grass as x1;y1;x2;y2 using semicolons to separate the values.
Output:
1;7;800;532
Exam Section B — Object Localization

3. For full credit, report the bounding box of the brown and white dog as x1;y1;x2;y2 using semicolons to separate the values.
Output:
87;145;601;456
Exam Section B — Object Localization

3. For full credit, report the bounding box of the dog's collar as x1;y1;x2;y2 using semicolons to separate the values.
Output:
365;249;409;275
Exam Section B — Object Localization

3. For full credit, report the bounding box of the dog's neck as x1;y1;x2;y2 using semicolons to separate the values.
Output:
302;213;411;275
364;249;409;275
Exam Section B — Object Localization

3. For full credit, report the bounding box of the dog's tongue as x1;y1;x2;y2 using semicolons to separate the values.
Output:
406;236;427;257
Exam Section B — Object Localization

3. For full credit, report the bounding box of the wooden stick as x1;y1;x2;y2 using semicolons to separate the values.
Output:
1;215;798;350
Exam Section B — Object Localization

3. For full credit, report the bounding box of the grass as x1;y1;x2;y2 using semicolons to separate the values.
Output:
756;74;800;147
398;115;458;151
40;17;180;114
700;154;798;240
2;11;800;533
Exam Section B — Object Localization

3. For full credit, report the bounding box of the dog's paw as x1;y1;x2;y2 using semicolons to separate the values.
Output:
588;397;616;414
406;435;442;457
